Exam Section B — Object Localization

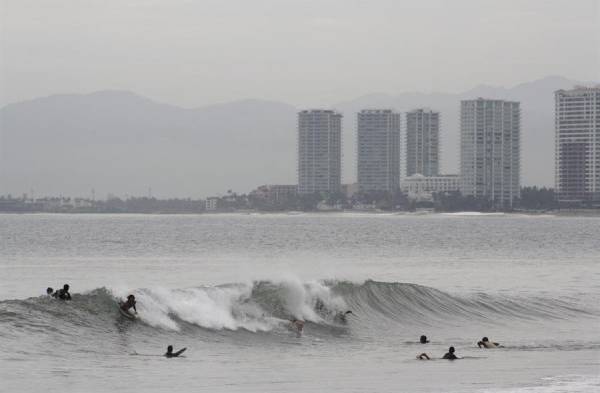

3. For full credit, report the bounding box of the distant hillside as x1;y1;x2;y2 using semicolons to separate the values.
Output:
0;92;297;197
0;76;594;197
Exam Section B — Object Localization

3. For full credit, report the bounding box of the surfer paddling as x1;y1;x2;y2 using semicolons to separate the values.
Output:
417;346;460;360
477;337;501;348
53;284;72;300
165;345;187;358
120;295;137;314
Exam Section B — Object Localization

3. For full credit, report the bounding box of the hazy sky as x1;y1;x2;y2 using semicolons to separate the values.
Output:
1;0;599;108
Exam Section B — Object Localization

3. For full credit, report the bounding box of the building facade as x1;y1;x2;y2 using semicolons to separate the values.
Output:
400;174;460;202
357;109;401;192
555;86;600;203
406;109;440;177
297;110;342;194
460;98;520;208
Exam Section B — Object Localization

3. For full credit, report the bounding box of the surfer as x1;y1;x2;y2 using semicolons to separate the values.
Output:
46;287;54;297
165;345;187;358
334;310;353;323
420;335;429;344
443;346;458;359
120;294;137;314
290;319;305;335
315;299;325;312
477;337;501;348
417;346;459;360
55;284;72;300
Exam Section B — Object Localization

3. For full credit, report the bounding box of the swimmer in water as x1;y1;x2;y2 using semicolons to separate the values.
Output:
420;335;429;344
417;346;459;360
120;294;137;314
477;337;501;348
46;287;54;297
165;345;187;358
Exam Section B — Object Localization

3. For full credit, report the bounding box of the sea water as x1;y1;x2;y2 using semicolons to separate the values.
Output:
0;213;598;392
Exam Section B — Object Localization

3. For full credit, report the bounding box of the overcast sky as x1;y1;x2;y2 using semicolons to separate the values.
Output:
1;0;599;108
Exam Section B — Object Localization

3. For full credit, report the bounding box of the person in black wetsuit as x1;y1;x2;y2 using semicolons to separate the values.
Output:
55;284;72;300
420;335;429;344
417;346;459;360
442;346;458;360
165;345;187;358
46;287;54;297
120;295;137;313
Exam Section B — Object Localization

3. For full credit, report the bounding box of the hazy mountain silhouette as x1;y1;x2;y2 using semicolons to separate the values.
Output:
0;92;296;197
0;76;593;197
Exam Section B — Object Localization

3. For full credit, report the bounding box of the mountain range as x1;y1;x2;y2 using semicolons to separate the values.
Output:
0;76;595;198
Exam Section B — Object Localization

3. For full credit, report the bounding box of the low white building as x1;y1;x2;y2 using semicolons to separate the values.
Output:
205;197;219;211
401;174;460;201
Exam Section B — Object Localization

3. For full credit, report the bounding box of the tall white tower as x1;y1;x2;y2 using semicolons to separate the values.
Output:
460;98;521;208
555;86;600;203
297;110;342;195
357;109;401;192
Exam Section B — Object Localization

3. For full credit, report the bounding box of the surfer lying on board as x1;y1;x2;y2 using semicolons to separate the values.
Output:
120;295;137;313
477;337;501;348
53;284;72;300
417;346;459;360
165;345;187;358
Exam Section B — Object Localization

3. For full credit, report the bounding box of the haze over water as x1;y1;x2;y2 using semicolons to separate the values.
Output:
1;213;599;392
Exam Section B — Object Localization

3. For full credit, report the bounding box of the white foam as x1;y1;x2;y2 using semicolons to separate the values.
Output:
108;278;348;332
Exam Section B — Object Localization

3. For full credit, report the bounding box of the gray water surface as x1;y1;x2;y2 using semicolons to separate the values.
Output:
1;213;599;392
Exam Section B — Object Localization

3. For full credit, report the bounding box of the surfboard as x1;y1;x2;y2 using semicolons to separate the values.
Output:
118;303;137;320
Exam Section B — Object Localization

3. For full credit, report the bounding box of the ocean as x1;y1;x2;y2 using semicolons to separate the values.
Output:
0;213;598;392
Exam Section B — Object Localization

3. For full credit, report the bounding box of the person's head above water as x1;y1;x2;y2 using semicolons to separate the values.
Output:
420;335;428;344
127;294;135;301
448;346;455;353
63;284;70;291
482;337;489;342
167;345;173;353
46;287;53;295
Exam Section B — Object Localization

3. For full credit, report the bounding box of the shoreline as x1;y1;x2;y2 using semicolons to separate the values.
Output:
1;209;599;217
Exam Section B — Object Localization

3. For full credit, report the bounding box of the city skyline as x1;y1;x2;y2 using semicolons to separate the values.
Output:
1;76;598;198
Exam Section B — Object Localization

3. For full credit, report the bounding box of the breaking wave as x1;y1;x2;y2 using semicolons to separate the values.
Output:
0;280;595;337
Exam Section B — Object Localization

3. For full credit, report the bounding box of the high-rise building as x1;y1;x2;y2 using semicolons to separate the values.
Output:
460;98;520;208
406;109;440;177
357;109;401;192
297;110;342;194
555;86;600;203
